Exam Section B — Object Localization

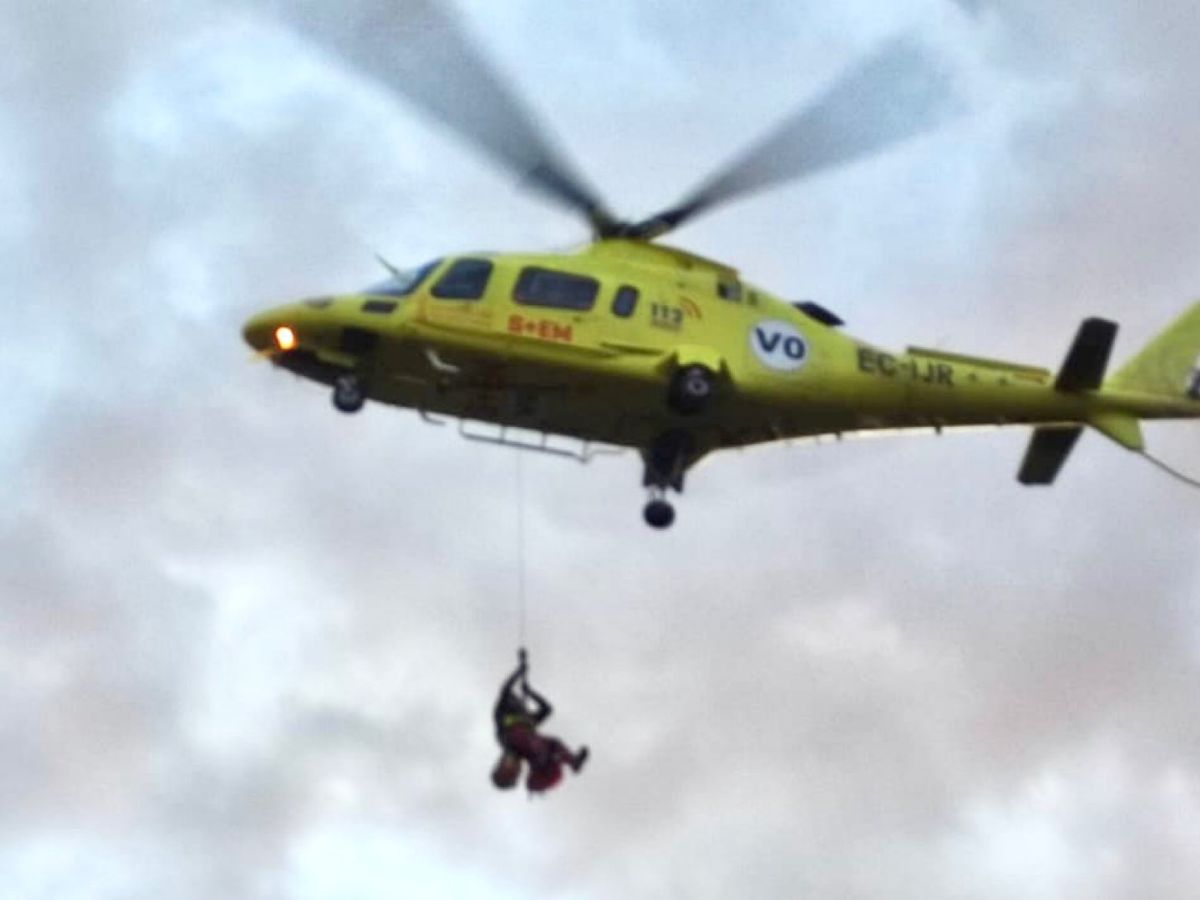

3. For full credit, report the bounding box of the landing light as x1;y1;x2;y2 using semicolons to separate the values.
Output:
275;326;296;351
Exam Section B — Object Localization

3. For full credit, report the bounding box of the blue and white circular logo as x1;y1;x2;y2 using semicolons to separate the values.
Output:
750;319;808;372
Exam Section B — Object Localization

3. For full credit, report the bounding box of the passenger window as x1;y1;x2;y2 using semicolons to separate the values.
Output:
514;267;599;311
432;258;493;300
611;286;639;318
717;280;742;302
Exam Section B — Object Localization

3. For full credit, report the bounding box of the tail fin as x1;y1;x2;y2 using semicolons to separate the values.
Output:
1107;301;1200;399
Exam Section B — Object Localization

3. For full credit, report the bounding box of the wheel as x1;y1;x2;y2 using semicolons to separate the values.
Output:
668;365;715;415
332;373;366;413
643;499;675;529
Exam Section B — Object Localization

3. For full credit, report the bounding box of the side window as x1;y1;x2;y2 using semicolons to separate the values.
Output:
514;267;599;311
717;279;742;302
611;285;639;318
432;258;493;300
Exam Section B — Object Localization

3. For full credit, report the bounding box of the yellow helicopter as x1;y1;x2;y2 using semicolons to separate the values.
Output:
243;3;1200;528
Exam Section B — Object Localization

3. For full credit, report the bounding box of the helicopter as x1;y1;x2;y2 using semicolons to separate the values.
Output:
243;2;1200;528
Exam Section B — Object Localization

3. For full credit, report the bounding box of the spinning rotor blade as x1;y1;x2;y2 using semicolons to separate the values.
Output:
627;36;958;240
276;0;618;233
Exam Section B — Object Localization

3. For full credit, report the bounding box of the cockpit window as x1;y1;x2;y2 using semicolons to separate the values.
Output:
363;258;441;298
432;258;493;300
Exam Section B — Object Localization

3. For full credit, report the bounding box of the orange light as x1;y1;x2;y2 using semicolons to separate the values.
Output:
274;326;296;351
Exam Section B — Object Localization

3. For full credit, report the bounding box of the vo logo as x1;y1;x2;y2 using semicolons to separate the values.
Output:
750;320;808;372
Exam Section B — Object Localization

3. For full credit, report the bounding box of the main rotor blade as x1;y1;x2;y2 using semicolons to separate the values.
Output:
627;35;958;239
274;0;618;233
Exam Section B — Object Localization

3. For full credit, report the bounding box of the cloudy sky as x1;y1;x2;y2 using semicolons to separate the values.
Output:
4;1;1200;897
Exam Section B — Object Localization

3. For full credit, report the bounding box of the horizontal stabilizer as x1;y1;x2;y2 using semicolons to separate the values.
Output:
1018;426;1083;485
1055;318;1118;391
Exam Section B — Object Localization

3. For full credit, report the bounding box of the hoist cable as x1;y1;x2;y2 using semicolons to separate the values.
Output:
1136;448;1200;491
515;450;528;650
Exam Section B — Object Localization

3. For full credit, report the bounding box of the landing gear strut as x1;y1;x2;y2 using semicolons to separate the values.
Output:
332;373;366;413
640;430;696;529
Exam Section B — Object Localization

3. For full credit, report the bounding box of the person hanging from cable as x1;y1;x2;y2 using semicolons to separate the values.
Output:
491;648;588;794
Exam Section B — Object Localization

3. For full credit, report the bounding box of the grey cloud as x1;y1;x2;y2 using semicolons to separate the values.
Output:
4;1;1200;898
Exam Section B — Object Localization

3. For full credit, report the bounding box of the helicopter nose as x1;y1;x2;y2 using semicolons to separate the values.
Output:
242;313;272;352
243;309;297;353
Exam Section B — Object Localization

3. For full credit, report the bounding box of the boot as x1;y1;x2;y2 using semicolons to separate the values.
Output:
572;746;589;772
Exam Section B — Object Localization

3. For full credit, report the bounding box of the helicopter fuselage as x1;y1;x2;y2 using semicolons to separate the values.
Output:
243;239;1195;461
